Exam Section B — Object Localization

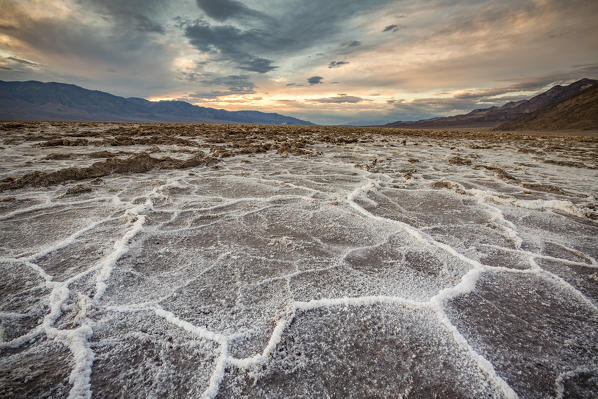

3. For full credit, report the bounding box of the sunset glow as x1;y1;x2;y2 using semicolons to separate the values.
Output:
1;0;597;124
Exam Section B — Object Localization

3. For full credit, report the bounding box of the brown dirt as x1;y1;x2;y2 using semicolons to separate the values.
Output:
475;165;519;182
542;159;591;169
39;138;90;147
65;184;93;195
102;135;199;147
0;122;27;130
43;153;77;160
514;162;538;168
86;151;128;159
355;159;382;173
2;121;598;193
277;142;309;155
399;168;417;179
0;153;218;191
521;183;566;194
432;181;466;195
448;156;472;166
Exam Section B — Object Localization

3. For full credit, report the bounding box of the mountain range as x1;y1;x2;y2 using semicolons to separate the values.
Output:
384;78;597;130
2;79;596;130
496;82;598;131
0;80;313;125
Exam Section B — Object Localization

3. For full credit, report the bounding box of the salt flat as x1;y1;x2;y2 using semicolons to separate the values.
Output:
0;122;597;398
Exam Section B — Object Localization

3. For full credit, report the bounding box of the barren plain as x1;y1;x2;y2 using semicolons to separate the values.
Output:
0;122;597;398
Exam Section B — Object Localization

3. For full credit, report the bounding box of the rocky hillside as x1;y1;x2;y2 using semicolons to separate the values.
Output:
384;78;596;129
0;80;313;125
496;82;598;131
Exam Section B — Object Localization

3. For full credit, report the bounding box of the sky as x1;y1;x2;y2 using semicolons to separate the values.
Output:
0;0;597;125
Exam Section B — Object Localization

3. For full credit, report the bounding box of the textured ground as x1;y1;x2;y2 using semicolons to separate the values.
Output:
0;122;597;398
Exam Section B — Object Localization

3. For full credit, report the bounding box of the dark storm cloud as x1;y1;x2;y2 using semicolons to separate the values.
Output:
506;69;598;90
6;56;37;66
179;73;256;98
183;1;389;74
387;97;479;120
337;40;363;55
187;88;251;99
183;20;279;73
329;61;349;68
204;74;256;94
343;40;361;48
308;94;363;103
3;0;597;126
388;89;554;122
307;76;323;85
0;56;40;71
240;57;277;73
264;0;388;49
454;69;598;100
453;90;508;100
452;83;540;100
572;62;598;75
382;24;399;33
195;0;266;21
78;0;166;33
0;13;132;65
0;1;181;97
0;2;171;68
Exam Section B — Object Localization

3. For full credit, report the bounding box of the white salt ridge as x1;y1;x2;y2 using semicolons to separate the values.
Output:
0;196;114;222
0;180;186;398
94;180;180;301
227;313;293;370
47;325;94;399
482;244;598;268
469;188;594;219
106;303;229;399
344;173;519;398
93;205;148;301
24;216;120;265
153;307;227;344
339;166;596;396
295;295;424;310
534;261;598;311
153;307;229;399
0;262;97;396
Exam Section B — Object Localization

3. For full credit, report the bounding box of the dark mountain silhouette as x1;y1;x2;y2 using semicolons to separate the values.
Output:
496;82;598;131
384;78;597;129
0;80;314;125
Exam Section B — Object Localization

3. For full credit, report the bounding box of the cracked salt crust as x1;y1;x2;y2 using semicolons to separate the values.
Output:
1;124;597;398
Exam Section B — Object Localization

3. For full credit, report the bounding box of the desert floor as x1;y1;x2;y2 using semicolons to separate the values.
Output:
1;122;597;398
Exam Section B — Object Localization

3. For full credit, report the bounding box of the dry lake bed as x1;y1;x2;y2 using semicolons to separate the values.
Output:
0;122;597;398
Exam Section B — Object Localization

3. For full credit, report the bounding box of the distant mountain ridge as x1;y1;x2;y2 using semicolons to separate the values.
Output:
0;80;314;125
496;82;598;131
384;78;597;129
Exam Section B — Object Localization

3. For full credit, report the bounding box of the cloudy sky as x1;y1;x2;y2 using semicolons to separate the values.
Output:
1;0;597;124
